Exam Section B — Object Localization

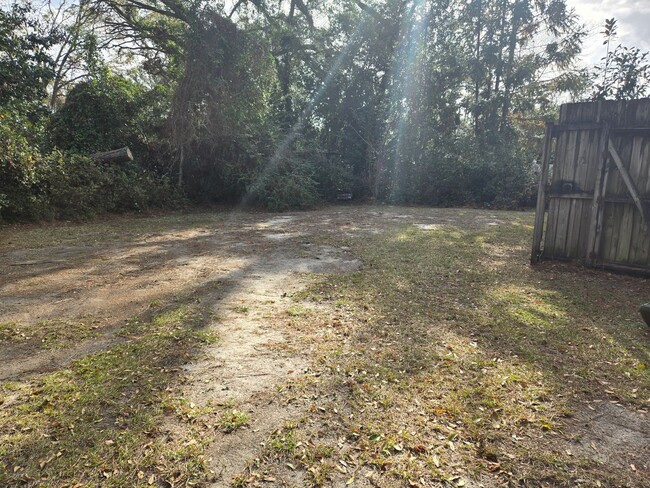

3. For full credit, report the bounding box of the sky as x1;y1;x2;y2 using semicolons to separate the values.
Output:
571;0;650;67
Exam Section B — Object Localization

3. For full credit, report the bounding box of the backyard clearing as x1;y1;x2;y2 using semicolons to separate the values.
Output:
1;205;650;487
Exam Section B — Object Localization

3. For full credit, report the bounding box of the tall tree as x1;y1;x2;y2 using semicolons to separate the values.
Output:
0;3;60;107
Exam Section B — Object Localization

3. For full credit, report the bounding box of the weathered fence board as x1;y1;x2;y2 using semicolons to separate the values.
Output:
532;99;650;275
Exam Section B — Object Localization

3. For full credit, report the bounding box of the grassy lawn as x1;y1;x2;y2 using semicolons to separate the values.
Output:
248;214;650;486
2;208;649;487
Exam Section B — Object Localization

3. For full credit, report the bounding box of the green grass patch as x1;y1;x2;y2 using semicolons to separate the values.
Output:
286;305;312;317
220;410;250;433
269;424;298;454
0;319;101;350
0;304;218;487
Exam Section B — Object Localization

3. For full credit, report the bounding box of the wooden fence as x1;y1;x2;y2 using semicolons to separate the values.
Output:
531;99;650;276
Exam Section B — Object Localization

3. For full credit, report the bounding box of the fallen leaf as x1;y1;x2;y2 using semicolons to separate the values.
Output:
411;444;428;454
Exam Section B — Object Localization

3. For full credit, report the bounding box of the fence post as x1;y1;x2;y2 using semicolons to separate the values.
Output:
531;123;554;264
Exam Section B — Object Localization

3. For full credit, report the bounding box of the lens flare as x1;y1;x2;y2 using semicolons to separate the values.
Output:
241;13;372;207
385;0;428;202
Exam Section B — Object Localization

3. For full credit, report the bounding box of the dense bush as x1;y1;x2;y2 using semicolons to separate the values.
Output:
49;71;151;154
44;155;182;219
245;155;320;212
372;128;537;210
1;112;181;222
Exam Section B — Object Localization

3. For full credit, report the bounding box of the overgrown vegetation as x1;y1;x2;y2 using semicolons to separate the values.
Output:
2;1;648;222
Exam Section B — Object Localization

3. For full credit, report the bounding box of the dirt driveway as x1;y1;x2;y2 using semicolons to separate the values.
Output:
2;205;649;487
0;206;500;380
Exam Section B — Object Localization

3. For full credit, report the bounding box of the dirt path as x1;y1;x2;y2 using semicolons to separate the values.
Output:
0;207;477;379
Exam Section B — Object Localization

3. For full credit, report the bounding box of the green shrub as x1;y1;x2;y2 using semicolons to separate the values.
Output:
42;156;183;220
246;156;320;211
1;111;182;222
48;71;146;154
0;112;52;221
377;128;537;209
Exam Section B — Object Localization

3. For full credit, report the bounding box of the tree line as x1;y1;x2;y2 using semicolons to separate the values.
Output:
1;0;649;221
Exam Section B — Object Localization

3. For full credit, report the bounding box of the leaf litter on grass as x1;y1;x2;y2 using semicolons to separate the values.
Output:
239;218;650;487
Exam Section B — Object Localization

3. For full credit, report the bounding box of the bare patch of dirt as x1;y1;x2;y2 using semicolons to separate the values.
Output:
573;401;650;474
1;208;364;486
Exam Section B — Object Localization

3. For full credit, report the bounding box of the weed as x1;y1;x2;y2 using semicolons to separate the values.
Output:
269;427;297;454
220;410;250;432
287;305;312;317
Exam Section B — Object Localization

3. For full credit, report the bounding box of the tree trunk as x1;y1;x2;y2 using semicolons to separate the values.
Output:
473;0;482;135
178;144;185;188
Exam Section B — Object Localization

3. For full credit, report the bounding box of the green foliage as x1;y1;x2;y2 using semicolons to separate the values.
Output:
246;155;321;211
590;18;650;100
305;0;580;208
0;111;51;220
592;45;650;100
374;129;536;209
49;70;148;153
43;154;182;219
313;153;355;200
591;17;650;100
4;0;648;216
0;3;59;106
0;110;181;222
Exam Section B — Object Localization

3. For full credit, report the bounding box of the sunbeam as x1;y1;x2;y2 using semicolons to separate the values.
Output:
240;12;373;207
385;0;428;202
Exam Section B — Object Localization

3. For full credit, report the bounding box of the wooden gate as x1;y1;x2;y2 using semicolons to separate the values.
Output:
531;99;650;275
